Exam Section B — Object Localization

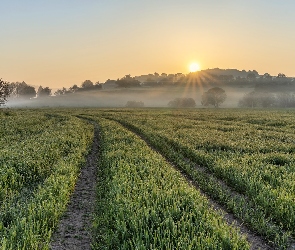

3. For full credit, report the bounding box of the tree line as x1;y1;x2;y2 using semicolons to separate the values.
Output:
1;70;295;108
0;79;103;106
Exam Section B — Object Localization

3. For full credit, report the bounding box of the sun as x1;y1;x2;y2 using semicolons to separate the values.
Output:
189;63;200;72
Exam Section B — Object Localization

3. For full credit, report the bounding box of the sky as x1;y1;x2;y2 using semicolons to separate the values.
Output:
1;0;295;88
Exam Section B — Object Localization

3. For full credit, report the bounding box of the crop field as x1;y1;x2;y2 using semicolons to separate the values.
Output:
0;108;295;249
0;110;93;249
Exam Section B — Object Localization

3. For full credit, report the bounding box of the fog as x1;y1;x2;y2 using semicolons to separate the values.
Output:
5;85;253;109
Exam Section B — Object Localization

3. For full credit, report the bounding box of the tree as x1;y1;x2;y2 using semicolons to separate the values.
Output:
144;78;158;87
238;91;259;108
69;84;79;93
54;87;68;96
238;91;276;108
0;79;11;106
94;81;102;89
263;73;272;79
168;98;196;108
201;87;226;108
247;73;256;81
116;75;140;88
260;92;276;107
10;81;36;99
81;80;94;89
37;86;51;98
276;92;295;108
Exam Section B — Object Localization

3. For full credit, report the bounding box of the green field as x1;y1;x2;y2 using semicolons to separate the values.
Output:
0;108;294;249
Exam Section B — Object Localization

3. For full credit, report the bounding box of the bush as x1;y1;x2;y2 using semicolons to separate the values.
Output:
168;98;196;108
125;101;144;108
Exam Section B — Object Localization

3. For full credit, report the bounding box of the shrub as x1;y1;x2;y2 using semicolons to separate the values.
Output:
125;101;144;108
168;97;196;108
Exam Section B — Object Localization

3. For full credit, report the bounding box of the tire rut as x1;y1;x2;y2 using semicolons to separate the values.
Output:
113;119;273;250
50;120;100;250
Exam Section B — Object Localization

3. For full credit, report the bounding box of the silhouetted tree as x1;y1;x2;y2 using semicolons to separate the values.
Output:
69;84;79;93
54;87;68;96
81;80;94;89
144;78;159;87
0;79;11;106
116;75;140;88
10;81;36;99
201;87;227;108
37;86;51;97
94;81;102;89
168;98;196;108
263;73;272;79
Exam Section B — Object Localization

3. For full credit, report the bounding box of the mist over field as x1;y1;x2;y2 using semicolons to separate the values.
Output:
4;68;295;109
5;84;252;108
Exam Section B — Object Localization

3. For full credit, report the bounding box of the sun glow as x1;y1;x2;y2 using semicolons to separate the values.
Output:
189;63;200;72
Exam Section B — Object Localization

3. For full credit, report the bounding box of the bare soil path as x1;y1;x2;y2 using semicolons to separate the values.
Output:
50;121;99;250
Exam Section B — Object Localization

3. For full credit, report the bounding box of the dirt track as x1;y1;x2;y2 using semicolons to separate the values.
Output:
50;121;99;250
49;118;289;250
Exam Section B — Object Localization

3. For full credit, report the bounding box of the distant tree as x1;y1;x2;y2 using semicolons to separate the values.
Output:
247;73;256;81
105;79;115;84
159;77;171;85
37;86;51;98
238;91;275;108
10;81;36;99
168;97;196;108
219;75;234;82
263;73;272;79
260;92;276;107
277;73;286;78
154;72;159;77
125;100;144;108
276;92;295;108
252;70;259;75
144;78;159;87
54;87;68;96
116;75;140;88
81;80;94;89
94;81;102;89
0;78;11;106
238;91;259;108
201;87;227;108
69;84;79;93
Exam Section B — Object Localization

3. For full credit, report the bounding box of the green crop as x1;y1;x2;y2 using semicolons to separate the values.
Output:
2;108;294;249
90;117;249;249
97;108;295;249
0;110;93;249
